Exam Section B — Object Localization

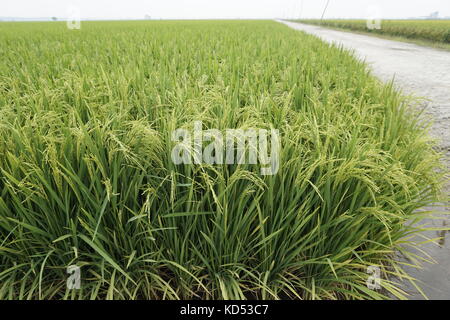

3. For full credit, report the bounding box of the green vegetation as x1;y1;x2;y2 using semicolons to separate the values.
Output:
0;20;444;300
294;19;450;47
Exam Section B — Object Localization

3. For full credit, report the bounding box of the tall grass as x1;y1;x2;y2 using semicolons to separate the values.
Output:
294;19;450;44
0;20;444;300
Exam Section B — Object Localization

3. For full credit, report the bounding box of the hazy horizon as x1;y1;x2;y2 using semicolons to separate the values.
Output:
1;0;450;21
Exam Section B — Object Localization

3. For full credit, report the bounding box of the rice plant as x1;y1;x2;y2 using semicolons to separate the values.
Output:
0;20;445;300
294;19;450;44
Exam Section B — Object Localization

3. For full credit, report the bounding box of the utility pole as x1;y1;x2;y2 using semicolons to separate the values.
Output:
320;0;330;21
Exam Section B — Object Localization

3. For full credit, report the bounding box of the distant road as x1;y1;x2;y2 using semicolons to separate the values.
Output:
280;20;450;300
280;20;450;158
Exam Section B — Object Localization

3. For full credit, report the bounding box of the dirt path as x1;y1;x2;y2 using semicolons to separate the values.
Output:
279;20;450;300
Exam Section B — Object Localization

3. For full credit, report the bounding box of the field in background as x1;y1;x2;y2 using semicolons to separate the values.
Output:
294;19;450;46
0;20;444;300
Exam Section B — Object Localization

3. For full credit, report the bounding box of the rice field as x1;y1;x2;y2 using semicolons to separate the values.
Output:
0;20;444;300
295;19;450;44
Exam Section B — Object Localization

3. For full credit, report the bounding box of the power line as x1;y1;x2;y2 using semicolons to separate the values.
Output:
321;0;330;20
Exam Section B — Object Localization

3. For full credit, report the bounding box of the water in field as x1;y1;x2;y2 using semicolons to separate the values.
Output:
398;205;450;299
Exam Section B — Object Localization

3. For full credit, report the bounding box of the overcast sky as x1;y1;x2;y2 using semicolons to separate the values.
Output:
1;0;450;20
